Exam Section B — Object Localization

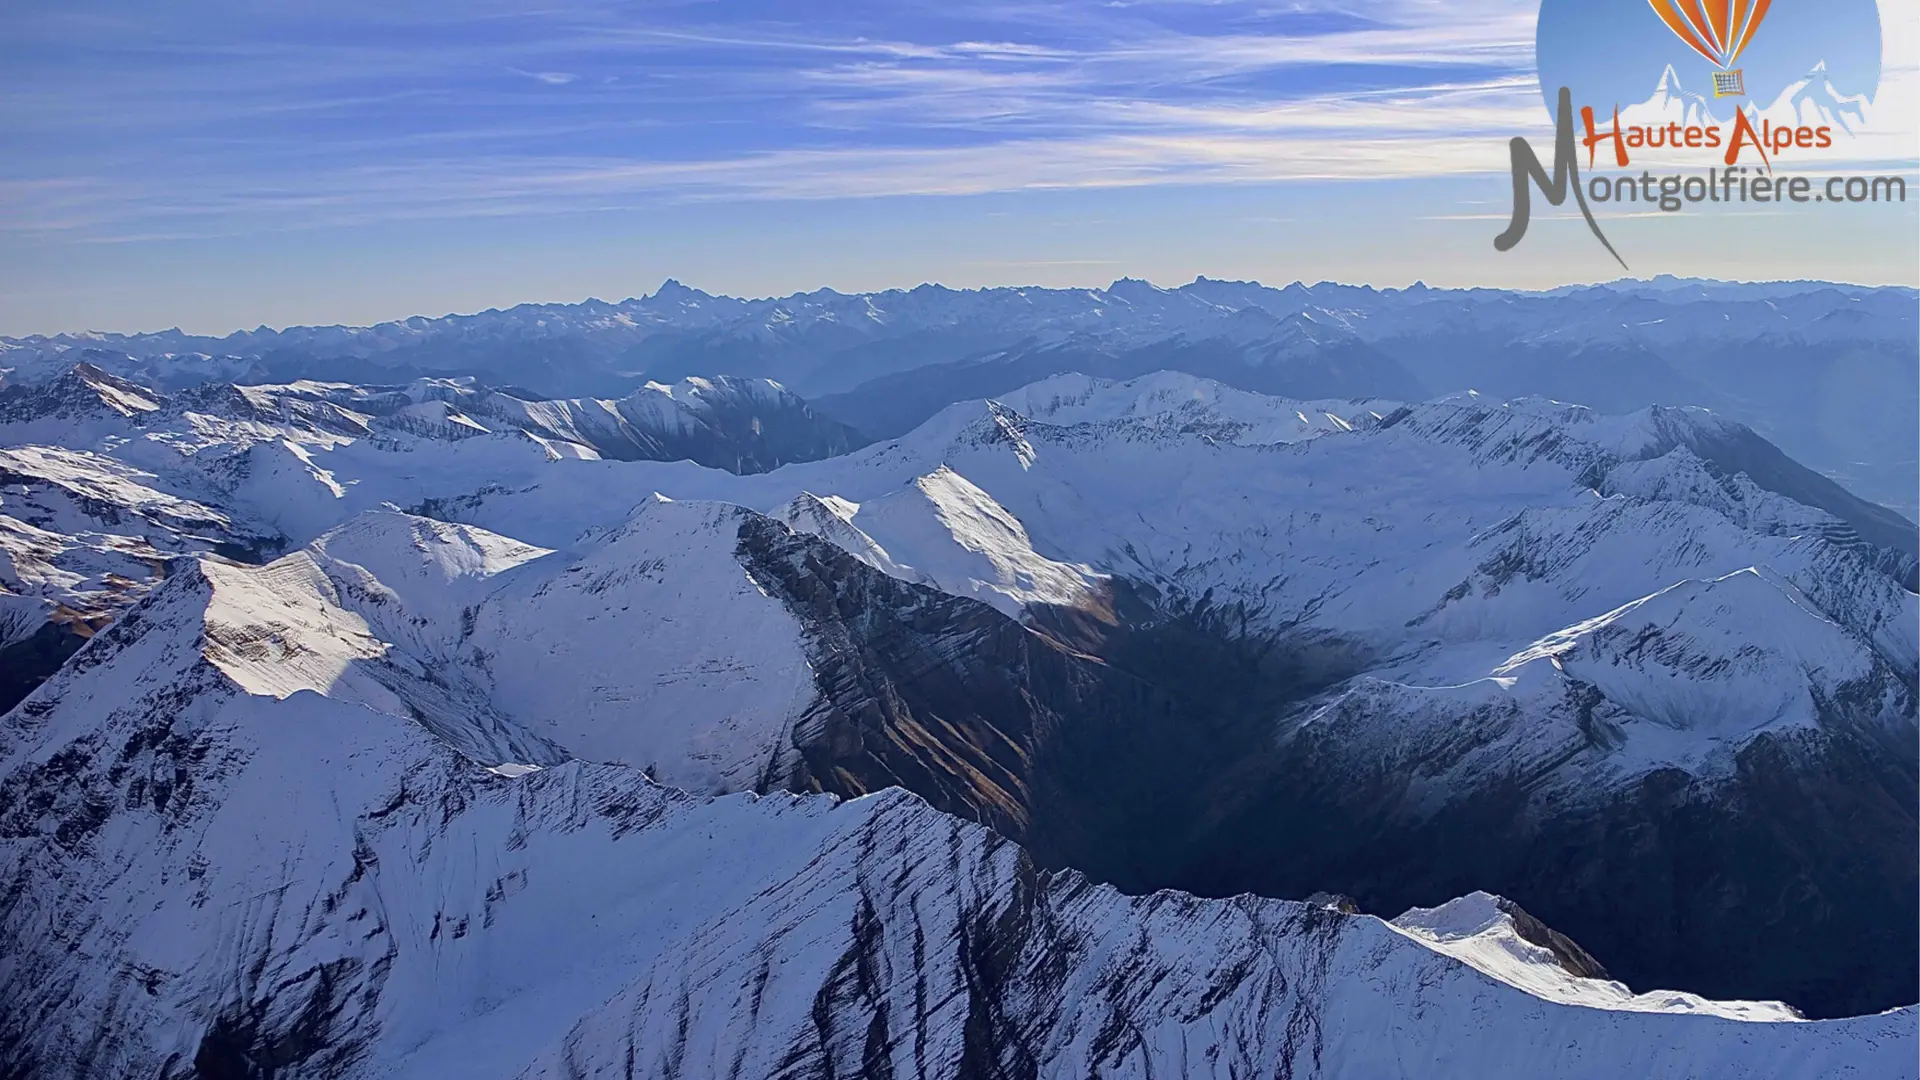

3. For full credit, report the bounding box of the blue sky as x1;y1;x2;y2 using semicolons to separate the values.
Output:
2;0;1914;335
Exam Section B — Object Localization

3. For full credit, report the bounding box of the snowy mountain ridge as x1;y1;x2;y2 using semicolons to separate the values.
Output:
0;367;866;697
0;367;863;473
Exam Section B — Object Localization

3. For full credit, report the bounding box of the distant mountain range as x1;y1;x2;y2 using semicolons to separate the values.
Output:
7;276;1912;520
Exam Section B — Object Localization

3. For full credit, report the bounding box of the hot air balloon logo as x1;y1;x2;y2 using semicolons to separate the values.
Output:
1647;0;1772;97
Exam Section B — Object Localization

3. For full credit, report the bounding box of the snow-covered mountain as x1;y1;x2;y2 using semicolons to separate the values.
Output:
0;527;1910;1079
397;372;1915;1014
4;276;1912;517
4;367;1911;791
404;374;869;468
0;360;1913;1073
0;368;864;713
0;435;285;711
0;367;864;473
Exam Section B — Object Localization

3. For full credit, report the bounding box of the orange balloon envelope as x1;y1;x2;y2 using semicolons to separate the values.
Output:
1647;0;1772;69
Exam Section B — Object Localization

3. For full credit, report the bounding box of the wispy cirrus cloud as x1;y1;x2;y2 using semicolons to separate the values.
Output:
508;67;580;85
7;126;1525;245
0;0;1618;240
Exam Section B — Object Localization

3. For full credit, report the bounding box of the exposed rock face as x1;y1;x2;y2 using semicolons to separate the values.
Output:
1497;896;1609;980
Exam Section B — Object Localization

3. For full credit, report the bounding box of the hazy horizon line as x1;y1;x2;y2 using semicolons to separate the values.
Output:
7;272;1915;343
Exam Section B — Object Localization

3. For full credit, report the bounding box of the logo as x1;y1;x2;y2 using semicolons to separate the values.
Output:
1495;0;1894;266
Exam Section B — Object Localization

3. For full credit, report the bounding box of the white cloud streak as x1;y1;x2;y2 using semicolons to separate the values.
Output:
509;67;580;84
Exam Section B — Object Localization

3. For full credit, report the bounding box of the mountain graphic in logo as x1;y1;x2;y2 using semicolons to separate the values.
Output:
1779;60;1870;132
1535;0;1883;134
1643;64;1722;125
1618;61;1873;138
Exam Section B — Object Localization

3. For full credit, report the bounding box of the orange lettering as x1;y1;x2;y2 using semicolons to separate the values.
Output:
1581;105;1630;167
1723;109;1772;170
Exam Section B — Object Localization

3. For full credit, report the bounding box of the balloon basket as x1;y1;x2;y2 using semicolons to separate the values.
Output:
1712;69;1746;97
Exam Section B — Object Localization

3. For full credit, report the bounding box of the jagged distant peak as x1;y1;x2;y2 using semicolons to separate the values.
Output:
2;276;1906;374
1104;275;1169;296
653;276;694;292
